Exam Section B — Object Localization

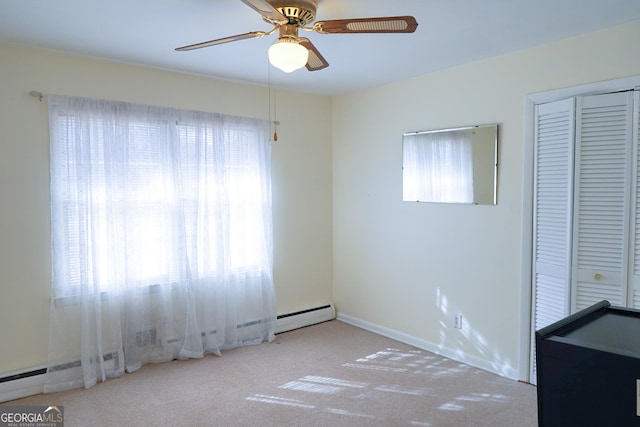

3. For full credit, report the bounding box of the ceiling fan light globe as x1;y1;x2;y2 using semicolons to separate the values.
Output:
268;39;309;73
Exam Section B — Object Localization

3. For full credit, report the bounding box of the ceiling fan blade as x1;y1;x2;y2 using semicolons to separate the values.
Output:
299;38;329;71
313;16;418;34
240;0;288;24
175;31;266;51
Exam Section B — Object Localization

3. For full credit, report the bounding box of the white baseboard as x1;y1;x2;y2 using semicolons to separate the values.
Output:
336;312;520;381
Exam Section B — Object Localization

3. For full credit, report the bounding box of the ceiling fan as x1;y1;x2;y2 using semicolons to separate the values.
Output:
175;0;418;73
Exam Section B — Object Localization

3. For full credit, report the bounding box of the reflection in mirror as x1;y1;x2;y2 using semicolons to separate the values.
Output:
402;124;498;204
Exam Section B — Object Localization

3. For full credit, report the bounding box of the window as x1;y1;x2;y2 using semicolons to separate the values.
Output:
49;96;272;297
46;96;276;391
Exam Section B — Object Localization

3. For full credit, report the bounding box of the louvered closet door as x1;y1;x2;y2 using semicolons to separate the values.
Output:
531;98;575;383
631;91;640;308
571;92;634;311
532;99;575;333
530;89;639;384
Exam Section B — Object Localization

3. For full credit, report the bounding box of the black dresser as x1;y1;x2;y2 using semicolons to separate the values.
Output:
536;300;640;426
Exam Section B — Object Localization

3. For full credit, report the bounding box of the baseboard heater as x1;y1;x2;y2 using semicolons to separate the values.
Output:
1;304;335;402
275;303;335;334
0;352;119;404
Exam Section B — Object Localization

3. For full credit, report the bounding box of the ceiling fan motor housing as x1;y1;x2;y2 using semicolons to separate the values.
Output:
267;0;318;25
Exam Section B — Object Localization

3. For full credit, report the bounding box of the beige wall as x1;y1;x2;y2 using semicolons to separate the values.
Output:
0;44;333;375
3;18;640;384
332;21;640;380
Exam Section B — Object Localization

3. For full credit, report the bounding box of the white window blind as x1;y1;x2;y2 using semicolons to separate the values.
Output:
50;100;271;297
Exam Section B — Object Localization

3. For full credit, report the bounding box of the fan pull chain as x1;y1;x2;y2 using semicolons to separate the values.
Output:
267;59;278;142
273;90;279;142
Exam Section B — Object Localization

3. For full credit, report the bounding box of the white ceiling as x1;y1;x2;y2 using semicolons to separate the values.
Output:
2;0;640;96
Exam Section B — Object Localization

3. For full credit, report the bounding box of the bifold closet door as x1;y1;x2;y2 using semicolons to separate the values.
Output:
571;91;635;312
530;98;575;383
630;90;640;308
531;89;639;384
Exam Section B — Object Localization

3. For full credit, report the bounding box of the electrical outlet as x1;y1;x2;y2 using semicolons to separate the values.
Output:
454;314;463;329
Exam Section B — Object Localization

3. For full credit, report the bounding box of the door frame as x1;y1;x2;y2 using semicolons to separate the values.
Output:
519;75;640;383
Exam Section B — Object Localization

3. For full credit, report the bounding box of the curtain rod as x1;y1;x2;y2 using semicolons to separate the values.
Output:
28;92;278;127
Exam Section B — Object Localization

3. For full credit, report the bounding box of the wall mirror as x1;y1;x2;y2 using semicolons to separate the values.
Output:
402;124;498;205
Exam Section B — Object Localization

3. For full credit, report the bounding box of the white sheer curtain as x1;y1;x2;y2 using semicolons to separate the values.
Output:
402;129;474;203
45;95;276;392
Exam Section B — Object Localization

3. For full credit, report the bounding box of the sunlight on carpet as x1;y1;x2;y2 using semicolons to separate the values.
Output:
245;345;527;426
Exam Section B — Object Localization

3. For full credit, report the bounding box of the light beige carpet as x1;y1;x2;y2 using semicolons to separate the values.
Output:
2;320;538;426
